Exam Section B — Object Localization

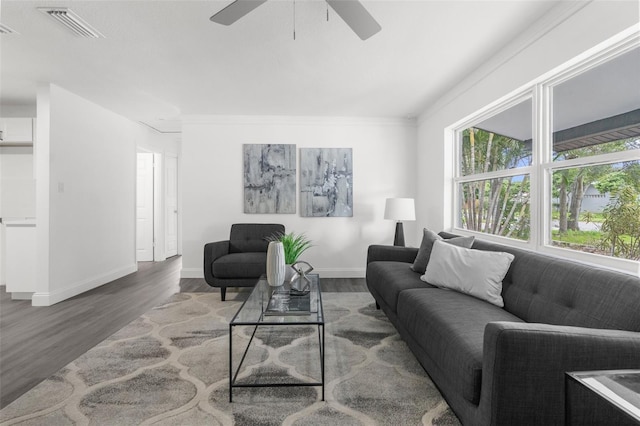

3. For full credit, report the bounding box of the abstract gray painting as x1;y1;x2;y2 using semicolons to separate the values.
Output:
300;148;353;217
243;144;296;214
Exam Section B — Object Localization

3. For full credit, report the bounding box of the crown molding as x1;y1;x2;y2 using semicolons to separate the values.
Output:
181;114;416;128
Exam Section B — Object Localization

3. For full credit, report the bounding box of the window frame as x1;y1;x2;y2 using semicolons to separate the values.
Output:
447;26;640;275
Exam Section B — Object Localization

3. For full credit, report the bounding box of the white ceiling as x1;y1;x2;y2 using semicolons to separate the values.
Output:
0;0;566;132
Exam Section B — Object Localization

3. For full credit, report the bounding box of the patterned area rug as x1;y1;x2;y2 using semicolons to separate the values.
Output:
0;292;460;425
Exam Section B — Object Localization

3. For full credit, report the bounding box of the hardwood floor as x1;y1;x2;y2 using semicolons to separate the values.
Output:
0;257;366;408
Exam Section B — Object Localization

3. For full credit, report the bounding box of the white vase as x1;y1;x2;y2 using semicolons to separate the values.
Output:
266;241;285;287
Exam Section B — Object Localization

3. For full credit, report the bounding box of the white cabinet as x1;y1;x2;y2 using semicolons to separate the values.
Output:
0;118;34;144
4;220;36;300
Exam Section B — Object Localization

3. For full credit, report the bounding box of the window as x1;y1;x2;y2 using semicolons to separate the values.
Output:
548;47;640;261
456;98;532;241
451;30;640;273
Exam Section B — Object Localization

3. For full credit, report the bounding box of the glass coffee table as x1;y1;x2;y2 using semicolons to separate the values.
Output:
228;274;324;402
566;369;640;424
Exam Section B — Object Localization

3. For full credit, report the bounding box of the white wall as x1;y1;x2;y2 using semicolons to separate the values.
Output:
0;146;36;285
0;105;37;285
181;116;417;279
0;147;36;219
416;1;640;233
33;84;171;305
137;132;181;156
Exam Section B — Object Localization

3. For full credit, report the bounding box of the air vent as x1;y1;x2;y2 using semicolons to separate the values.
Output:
38;7;104;38
0;23;19;35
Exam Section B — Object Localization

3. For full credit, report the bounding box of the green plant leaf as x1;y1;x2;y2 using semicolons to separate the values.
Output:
267;231;313;264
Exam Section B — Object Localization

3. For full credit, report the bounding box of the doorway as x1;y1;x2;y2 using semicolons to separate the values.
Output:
136;152;154;261
136;152;179;262
165;155;178;258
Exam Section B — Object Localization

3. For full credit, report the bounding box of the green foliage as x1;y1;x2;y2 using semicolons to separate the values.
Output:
551;230;602;245
594;171;627;194
267;232;313;264
459;128;532;241
622;160;640;192
600;185;640;260
462;128;639;257
461;128;531;175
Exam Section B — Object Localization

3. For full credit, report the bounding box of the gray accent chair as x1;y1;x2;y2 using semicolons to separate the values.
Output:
204;223;285;301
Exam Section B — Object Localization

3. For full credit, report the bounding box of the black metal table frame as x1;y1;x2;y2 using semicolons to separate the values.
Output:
229;280;324;403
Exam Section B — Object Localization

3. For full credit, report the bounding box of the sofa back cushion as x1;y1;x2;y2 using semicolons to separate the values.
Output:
439;232;640;332
229;223;285;253
422;240;514;307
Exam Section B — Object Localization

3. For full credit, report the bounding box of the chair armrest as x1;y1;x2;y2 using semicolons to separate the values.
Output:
366;245;418;264
203;240;230;284
480;321;640;426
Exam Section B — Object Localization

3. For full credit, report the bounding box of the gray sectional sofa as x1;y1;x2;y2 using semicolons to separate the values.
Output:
366;231;640;426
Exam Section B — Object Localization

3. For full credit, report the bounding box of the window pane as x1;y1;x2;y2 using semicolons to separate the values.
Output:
553;47;640;161
460;99;532;176
551;160;640;260
458;174;530;241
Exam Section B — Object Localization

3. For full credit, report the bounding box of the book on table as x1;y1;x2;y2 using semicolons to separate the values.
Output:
265;286;311;315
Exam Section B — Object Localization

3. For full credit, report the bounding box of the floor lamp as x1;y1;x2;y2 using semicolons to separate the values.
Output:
384;198;416;246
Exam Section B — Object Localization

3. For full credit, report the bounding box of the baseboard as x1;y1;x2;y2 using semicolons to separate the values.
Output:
179;267;366;280
313;268;365;279
180;268;203;279
31;264;138;306
11;292;34;300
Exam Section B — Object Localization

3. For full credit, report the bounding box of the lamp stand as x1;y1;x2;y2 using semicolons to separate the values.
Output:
393;222;405;247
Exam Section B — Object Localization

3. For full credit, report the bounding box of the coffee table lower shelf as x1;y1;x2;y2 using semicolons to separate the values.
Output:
229;321;325;402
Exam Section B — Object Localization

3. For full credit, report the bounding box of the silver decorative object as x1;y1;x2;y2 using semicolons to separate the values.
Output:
290;260;314;294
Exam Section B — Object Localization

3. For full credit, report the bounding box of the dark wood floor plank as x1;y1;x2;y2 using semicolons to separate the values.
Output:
0;258;181;408
0;258;368;408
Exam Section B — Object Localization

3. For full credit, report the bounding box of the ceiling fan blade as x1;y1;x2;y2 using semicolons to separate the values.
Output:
326;0;381;40
210;0;268;25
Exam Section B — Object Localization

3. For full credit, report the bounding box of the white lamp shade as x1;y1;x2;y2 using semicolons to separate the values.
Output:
384;198;416;221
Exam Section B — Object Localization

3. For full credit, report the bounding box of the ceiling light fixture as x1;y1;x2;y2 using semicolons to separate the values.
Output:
0;23;19;35
211;0;381;41
38;7;104;38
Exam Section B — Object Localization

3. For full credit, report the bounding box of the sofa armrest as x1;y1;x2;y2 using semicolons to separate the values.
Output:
366;245;418;265
203;240;230;284
480;321;640;426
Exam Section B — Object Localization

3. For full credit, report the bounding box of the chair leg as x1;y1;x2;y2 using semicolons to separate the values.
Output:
375;302;380;310
221;287;226;301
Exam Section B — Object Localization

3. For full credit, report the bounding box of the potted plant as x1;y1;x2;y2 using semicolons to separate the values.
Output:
268;232;313;280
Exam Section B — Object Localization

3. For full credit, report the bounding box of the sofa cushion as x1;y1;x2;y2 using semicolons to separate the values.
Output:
397;288;524;404
422;240;514;307
229;223;285;253
439;232;640;331
212;252;267;278
366;261;434;313
411;229;474;274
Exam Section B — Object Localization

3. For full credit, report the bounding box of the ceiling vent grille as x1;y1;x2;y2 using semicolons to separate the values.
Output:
38;8;104;38
0;23;19;35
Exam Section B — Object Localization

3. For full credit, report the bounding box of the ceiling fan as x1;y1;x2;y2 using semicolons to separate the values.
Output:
210;0;381;40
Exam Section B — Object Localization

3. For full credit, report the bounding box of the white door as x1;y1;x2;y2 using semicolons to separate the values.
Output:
136;153;154;261
165;155;178;258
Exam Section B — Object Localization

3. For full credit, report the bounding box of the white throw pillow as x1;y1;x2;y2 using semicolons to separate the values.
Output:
421;240;514;307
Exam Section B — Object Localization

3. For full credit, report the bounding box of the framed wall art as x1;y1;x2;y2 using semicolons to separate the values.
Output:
243;144;296;214
300;148;353;217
